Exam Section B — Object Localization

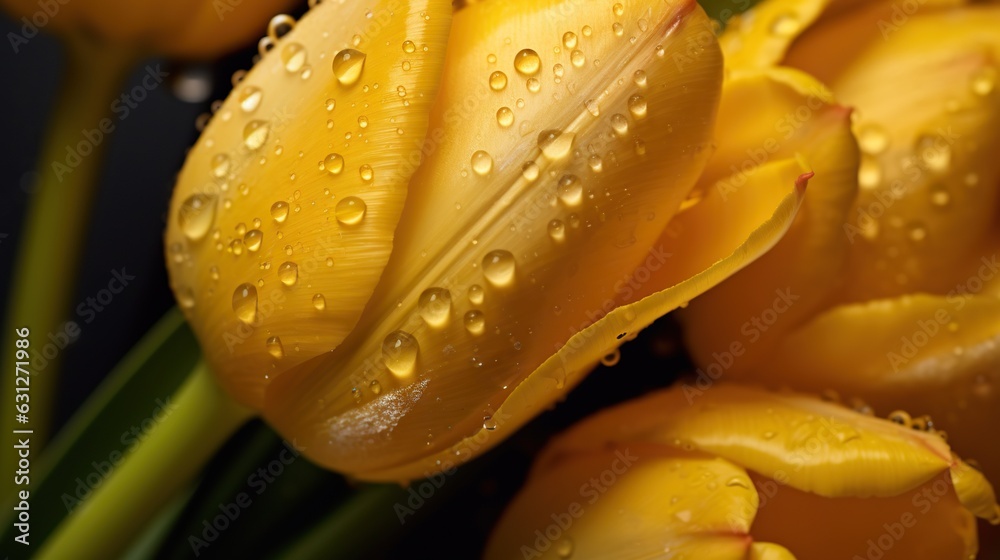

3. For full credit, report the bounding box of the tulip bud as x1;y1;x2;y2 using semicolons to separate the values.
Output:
486;385;999;560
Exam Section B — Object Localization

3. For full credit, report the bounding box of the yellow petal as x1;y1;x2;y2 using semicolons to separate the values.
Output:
264;0;735;480
0;0;298;57
749;293;1000;495
536;385;986;503
680;67;859;377
485;448;766;560
164;0;453;407
488;384;993;559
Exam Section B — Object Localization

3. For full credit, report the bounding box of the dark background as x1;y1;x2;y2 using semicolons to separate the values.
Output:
0;7;692;558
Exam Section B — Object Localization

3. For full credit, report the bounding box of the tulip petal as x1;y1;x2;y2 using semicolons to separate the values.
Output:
534;385;990;504
485;448;766;560
749;542;797;560
751;293;1000;496
679;67;859;378
265;0;743;479
748;471;979;558
165;0;453;407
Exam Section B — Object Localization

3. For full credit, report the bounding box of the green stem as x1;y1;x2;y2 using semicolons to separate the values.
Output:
37;363;253;559
1;36;137;477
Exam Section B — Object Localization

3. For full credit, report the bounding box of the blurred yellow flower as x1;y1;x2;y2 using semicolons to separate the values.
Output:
1;0;297;56
164;0;819;481
486;384;1000;560
681;0;1000;489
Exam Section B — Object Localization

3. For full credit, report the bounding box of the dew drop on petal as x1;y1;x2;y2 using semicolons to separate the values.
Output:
270;201;290;223
418;287;452;327
335;196;367;225
324;153;345;175
464;310;486;335
266;336;284;359
482;250;516;286
232;283;258;323
471;150;493;175
514;49;541;75
278;261;298;286
178;194;217;240
312;293;326;310
243;120;270;150
332;49;367;85
382;330;418;377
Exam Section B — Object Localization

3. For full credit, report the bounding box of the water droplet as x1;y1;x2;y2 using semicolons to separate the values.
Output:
762;431;776;439
526;77;540;93
177;286;196;309
244;229;263;252
209;266;220;280
239;86;263;113
468;284;485;305
464;310;485;335
489;71;508;91
770;12;801;36
211;154;231;178
726;477;750;489
178;194;217;240
312;293;326;310
266;336;284;359
908;223;927;243
858;123;889;155
562;32;578;49
482;250;516;286
584;98;600;116
570;49;585;68
888;410;912;427
633;70;647;87
232;283;258;323
548;219;566;241
601;349;620;366
514;49;541;75
483;415;497;431
369;380;382;395
243;120;270;150
359;164;374;182
402;40;416;53
557;174;583;206
858;155;882;190
538;129;575;159
556;538;573;558
627;94;647;118
582;25;593;37
930;185;951;207
496;107;514;127
382;330;418;377
278;261;298;286
610;113;629;136
332;49;367;85
281;42;307;73
471;150;494;175
521;161;539;181
267;14;295;41
336;196;367;225
324;153;345;175
418;287;452;327
270;201;290;223
916;134;951;173
971;66;997;96
612;22;624;36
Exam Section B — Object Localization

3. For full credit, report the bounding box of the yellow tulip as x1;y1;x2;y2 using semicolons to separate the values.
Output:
1;0;297;56
164;0;822;482
681;0;1000;491
485;384;1000;560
